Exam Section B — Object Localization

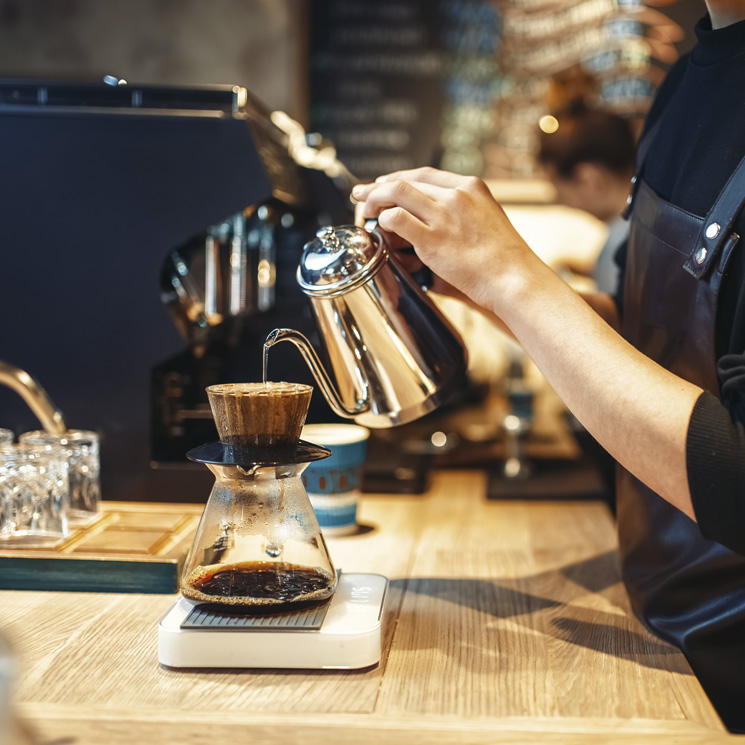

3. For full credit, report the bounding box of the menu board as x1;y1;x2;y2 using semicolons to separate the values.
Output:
308;0;447;181
307;0;694;181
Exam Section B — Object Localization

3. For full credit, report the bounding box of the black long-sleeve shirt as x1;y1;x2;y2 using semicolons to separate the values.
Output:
616;15;745;553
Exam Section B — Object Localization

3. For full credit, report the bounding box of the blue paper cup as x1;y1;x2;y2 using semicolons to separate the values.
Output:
301;424;370;535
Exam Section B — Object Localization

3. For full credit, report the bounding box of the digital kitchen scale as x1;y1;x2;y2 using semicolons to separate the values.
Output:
158;572;388;670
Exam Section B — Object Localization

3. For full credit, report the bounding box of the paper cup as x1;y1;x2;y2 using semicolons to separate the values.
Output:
301;424;370;536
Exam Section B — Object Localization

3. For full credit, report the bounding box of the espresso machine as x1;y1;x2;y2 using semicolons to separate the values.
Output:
0;78;354;502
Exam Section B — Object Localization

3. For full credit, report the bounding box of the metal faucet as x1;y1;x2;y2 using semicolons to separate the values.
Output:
0;361;67;435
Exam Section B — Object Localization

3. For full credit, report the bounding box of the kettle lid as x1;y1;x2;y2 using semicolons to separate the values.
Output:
297;225;387;296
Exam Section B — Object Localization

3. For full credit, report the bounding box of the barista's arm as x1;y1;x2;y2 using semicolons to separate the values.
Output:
352;167;701;521
425;279;619;340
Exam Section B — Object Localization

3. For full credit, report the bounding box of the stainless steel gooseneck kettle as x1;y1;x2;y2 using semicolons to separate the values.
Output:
265;223;468;428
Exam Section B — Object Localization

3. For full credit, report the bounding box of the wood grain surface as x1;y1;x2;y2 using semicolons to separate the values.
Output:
1;471;740;744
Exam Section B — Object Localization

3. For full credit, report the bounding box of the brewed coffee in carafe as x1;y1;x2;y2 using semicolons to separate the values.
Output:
180;381;337;610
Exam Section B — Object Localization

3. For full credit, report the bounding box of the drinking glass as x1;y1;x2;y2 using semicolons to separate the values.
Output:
19;430;100;523
0;443;69;544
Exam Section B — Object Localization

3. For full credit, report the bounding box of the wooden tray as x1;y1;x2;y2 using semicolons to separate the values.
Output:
0;502;203;594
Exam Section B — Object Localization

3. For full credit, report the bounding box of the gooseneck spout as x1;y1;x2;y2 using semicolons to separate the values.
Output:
0;361;67;435
264;329;369;419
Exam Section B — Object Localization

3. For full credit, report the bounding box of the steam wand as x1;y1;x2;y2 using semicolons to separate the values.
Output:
0;360;67;435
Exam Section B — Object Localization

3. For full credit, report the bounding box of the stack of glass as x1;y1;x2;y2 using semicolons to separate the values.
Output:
0;429;100;545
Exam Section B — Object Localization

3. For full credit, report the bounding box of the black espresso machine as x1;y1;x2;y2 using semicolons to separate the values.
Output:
0;78;355;502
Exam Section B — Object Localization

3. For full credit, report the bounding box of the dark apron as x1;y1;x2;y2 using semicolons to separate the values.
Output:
621;130;745;731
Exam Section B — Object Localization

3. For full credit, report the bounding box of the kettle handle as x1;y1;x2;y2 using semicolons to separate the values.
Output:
365;218;434;291
264;329;370;419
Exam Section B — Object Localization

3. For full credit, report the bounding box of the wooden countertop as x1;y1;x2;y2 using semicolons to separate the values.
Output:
1;471;741;744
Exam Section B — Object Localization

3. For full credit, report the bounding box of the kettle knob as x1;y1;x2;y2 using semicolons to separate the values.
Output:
299;224;384;296
316;226;342;252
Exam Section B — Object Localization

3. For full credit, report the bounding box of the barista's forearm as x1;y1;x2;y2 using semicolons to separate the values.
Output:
580;290;620;332
486;258;701;520
434;283;515;339
438;280;620;340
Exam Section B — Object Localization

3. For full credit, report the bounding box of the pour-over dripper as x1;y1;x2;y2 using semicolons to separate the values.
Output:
180;382;338;610
207;381;312;458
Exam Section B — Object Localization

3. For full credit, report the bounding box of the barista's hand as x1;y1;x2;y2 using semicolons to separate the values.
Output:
352;167;539;315
353;182;462;301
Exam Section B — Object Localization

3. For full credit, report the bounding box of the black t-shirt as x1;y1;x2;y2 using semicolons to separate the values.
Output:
616;14;745;553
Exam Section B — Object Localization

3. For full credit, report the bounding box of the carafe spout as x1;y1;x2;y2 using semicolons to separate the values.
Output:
264;328;369;419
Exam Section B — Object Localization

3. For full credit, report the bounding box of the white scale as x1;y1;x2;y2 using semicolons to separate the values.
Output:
158;573;388;670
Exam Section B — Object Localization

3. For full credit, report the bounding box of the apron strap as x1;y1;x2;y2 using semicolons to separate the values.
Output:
624;112;745;280
683;153;745;279
622;117;663;220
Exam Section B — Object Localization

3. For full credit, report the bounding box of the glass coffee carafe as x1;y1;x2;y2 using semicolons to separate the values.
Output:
180;382;338;611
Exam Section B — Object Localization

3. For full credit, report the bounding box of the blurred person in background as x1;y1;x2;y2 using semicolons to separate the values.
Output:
537;101;636;295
